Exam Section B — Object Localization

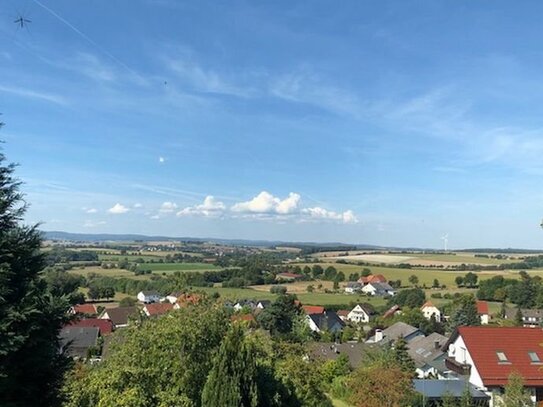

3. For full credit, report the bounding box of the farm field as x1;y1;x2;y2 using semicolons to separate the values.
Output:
313;251;523;266
68;266;145;279
292;262;525;287
137;262;221;273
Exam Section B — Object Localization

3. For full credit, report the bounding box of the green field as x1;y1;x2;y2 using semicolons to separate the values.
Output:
293;262;524;287
137;262;221;273
68;266;144;279
413;253;520;265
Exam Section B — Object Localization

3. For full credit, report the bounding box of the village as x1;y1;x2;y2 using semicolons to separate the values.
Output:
62;268;543;407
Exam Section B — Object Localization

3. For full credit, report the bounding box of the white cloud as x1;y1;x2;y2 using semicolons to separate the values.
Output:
150;214;160;220
303;207;359;224
133;203;143;208
231;191;300;214
108;203;130;214
159;156;165;163
159;201;178;213
0;84;68;106
85;208;98;214
177;196;225;217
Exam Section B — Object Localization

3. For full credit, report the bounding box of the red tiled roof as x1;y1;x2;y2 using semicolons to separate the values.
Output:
476;301;489;315
421;301;436;309
456;326;543;386
67;318;113;335
359;274;387;284
383;305;401;318
302;305;325;315
72;304;98;315
144;303;174;316
337;310;349;318
176;293;202;307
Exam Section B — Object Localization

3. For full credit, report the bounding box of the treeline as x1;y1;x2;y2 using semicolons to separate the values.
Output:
477;271;543;308
45;248;99;265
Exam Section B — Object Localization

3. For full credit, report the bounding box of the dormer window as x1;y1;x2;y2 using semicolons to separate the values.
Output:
529;351;541;363
496;351;509;363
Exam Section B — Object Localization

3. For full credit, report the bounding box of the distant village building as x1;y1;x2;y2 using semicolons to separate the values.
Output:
445;326;543;406
358;274;387;285
70;304;98;316
346;304;375;323
100;307;139;328
306;310;345;333
383;305;402;319
361;282;395;297
420;301;441;322
66;318;114;336
137;290;160;304
302;305;325;315
143;302;174;317
366;322;424;344
504;308;543;327
476;301;490;325
344;282;362;294
59;327;99;359
407;332;448;378
413;380;489;405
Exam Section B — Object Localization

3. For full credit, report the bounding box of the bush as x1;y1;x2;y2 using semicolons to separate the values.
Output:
430;293;442;299
270;285;287;295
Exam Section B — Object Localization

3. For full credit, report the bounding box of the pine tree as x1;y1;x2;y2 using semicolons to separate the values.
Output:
0;149;71;406
392;337;416;375
449;295;480;330
514;306;524;327
201;325;259;407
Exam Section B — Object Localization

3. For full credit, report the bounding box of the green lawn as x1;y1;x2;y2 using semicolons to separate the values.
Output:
68;266;144;279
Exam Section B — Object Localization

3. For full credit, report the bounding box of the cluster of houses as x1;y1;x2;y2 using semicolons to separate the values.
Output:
344;274;396;296
62;289;543;406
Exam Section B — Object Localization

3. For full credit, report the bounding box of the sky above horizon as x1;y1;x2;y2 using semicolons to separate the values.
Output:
2;0;543;248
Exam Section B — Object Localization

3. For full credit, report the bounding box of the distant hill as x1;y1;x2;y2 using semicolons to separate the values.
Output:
42;230;383;249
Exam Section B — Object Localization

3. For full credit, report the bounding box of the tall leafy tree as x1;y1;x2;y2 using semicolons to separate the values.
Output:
499;372;532;407
257;294;301;338
0;148;71;406
201;325;259;407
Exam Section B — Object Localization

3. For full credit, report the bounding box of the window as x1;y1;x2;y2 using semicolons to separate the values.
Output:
529;352;541;363
496;351;509;363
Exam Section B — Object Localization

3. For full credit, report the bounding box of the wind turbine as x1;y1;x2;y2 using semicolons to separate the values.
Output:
441;234;449;252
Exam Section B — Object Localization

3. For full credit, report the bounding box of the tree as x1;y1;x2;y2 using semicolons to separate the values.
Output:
312;265;324;279
433;278;440;288
499;372;532;407
257;294;301;338
408;275;419;287
0;149;71;406
514;306;524;327
464;272;478;288
449;295;480;330
324;266;338;281
102;286;115;300
389;288;426;308
455;276;464;287
392;337;415;375
306;285;314;293
201;325;259;406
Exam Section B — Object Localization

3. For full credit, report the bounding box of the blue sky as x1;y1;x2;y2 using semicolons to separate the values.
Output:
2;0;543;248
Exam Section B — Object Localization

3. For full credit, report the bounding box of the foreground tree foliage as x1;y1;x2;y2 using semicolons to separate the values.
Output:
498;372;533;407
63;305;333;406
0;150;71;406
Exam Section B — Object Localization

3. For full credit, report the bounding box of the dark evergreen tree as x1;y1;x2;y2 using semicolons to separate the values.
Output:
449;295;480;330
257;294;301;337
514;306;524;326
201;324;259;407
0;149;71;406
392;337;416;375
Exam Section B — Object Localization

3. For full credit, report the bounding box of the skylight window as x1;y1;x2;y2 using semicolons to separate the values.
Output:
529;352;541;363
496;351;508;362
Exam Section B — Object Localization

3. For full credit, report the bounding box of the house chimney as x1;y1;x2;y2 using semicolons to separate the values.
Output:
434;340;440;350
375;329;383;342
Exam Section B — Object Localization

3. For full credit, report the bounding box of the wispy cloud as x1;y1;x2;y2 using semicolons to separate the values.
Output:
0;85;68;106
108;203;130;214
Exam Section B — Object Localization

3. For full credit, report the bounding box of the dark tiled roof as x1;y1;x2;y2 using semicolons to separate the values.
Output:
413;380;489;400
102;307;139;326
67;318;114;335
59;327;99;358
309;311;345;332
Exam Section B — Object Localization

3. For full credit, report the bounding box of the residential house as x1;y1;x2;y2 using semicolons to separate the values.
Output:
445;326;543;406
337;310;350;321
358;274;387;285
143;302;174;317
174;293;202;308
407;332;448;378
137;290;160;304
307;311;345;333
67;318;114;335
256;300;271;309
233;300;257;312
309;342;377;369
70;303;98;316
166;291;183;304
346;303;375;323
413;380;489;406
302;305;325;315
361;282;395;297
366;322;424;344
383;305;402;319
275;272;303;282
59;327;100;359
476;301;490;325
344;282;362;294
421;301;442;322
504;308;543;327
100;306;139;328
